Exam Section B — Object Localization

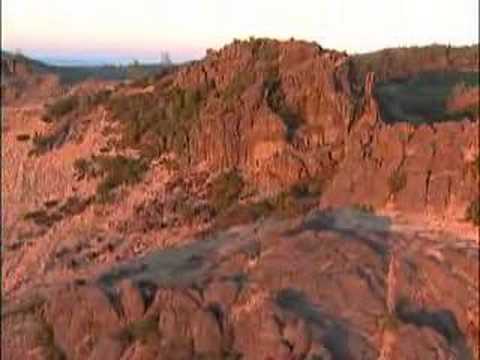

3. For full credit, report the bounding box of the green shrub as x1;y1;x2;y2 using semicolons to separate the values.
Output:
23;209;63;227
209;170;244;213
264;76;301;140
30;132;58;155
268;191;303;217
59;196;92;216
213;179;322;230
72;158;103;180
73;158;93;179
73;155;148;203
43;95;79;122
290;178;324;198
106;85;206;158
388;169;407;195
466;198;480;226
267;179;326;218
23;210;49;221
378;312;402;332
34;318;66;360
352;203;375;213
94;155;149;202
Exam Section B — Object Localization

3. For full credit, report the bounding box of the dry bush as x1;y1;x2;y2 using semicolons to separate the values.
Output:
388;169;407;195
466;198;480;226
352;203;375;213
43;95;79;122
106;85;206;158
94;155;149;202
208;170;244;213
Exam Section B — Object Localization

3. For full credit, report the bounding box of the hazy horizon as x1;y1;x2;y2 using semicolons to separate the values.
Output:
3;0;479;65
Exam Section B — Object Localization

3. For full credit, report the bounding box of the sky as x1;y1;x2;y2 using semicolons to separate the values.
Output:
2;0;479;64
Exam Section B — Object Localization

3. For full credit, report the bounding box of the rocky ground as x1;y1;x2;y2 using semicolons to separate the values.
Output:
1;39;479;359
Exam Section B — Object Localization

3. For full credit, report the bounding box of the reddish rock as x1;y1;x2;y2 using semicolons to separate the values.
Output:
118;280;146;322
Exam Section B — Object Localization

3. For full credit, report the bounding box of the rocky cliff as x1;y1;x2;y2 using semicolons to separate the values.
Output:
2;39;479;360
96;39;478;215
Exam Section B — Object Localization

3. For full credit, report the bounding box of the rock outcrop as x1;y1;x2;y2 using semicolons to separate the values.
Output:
2;210;478;359
133;39;477;216
2;39;479;360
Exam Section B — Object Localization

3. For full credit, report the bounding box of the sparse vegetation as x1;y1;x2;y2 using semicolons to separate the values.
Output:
223;70;256;103
23;209;63;227
80;89;113;108
58;196;92;216
1;295;63;359
161;157;181;172
465;155;480;181
473;155;480;171
115;316;159;345
352;203;375;213
73;155;149;203
465;198;480;226
378;312;402;332
290;178;325;198
43;95;79;122
209;170;245;213
267;190;306;217
30;90;114;155
73;158;100;180
23;196;92;227
264;76;302;140
260;178;326;218
30;132;59;155
1;294;46;319
213;178;323;229
44;90;113;123
106;85;206;158
35;318;67;360
94;155;149;202
388;169;407;195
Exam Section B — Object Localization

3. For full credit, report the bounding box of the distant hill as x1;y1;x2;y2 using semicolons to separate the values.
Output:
351;44;479;84
1;50;174;84
349;44;479;124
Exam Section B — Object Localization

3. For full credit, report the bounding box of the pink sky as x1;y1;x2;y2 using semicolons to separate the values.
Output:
3;0;479;63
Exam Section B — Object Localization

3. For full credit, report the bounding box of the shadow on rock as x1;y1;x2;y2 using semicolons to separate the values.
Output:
396;298;474;359
286;208;393;257
276;288;377;359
